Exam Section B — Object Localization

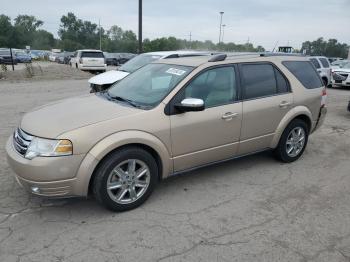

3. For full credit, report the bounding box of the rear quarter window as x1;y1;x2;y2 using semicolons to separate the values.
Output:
283;61;323;89
81;52;104;58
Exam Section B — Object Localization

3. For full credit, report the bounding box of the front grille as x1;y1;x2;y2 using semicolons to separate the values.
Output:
13;128;33;156
340;74;348;78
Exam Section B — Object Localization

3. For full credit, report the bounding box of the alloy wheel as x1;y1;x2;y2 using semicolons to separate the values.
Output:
106;159;150;204
285;127;306;157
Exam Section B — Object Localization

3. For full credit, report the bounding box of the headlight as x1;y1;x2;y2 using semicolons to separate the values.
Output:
25;137;73;159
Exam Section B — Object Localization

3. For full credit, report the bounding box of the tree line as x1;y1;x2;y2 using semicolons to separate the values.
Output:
0;12;348;58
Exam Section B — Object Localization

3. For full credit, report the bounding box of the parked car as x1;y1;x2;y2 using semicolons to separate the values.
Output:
54;51;75;64
6;53;327;211
63;52;75;64
308;56;331;86
49;52;60;62
70;49;106;73
89;50;215;92
328;57;343;64
105;53;120;66
331;59;348;69
331;61;350;88
15;51;32;63
0;49;17;65
118;53;136;64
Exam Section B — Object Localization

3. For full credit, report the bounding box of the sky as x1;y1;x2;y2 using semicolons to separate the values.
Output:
1;0;350;50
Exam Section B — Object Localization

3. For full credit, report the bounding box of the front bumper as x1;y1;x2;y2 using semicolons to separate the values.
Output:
6;136;85;197
331;78;350;87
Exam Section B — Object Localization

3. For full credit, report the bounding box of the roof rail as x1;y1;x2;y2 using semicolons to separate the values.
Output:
260;52;305;57
208;54;227;62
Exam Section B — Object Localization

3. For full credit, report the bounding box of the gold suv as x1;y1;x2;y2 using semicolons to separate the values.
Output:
6;54;327;211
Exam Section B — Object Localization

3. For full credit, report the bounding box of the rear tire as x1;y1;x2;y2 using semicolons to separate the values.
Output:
93;147;158;212
274;119;309;163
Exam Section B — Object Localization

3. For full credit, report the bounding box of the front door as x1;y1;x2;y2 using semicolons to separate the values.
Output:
169;66;242;172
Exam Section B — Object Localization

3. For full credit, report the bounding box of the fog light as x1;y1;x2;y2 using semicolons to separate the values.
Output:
31;186;40;194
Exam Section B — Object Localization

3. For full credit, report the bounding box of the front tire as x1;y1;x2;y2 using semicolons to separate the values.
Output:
274;119;309;163
93;147;158;211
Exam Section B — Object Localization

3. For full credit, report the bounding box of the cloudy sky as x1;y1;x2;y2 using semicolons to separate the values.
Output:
1;0;350;50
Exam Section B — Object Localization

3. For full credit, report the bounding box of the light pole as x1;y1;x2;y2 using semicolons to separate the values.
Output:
221;24;226;43
218;11;224;44
138;0;143;53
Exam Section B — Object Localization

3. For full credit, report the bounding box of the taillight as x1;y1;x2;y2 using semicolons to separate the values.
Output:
321;87;327;106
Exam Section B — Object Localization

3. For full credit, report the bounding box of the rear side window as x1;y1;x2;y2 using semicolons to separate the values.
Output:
283;61;323;89
319;58;330;68
81;52;104;58
241;64;276;99
309;58;321;69
240;63;289;100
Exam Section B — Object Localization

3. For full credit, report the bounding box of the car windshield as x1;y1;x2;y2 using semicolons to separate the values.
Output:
119;54;162;73
107;63;193;108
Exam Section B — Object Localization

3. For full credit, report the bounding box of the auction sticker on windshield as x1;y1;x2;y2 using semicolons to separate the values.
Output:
166;68;187;76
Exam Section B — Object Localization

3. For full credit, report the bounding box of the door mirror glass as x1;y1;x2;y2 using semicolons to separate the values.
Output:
175;98;205;112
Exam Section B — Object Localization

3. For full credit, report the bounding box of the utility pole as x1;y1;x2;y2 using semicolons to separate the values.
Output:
99;19;102;50
218;11;224;44
189;32;192;49
221;24;226;43
138;0;143;53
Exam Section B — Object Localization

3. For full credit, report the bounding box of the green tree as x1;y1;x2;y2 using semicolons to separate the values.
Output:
0;15;13;47
301;37;348;58
14;15;43;32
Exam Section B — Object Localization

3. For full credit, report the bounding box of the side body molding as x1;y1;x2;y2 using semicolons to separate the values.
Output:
73;130;172;197
270;106;313;148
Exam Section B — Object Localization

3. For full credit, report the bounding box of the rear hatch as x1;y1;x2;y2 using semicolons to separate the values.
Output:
81;51;105;67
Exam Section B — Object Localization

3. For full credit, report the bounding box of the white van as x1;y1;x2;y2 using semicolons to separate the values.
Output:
70;49;106;73
308;56;331;86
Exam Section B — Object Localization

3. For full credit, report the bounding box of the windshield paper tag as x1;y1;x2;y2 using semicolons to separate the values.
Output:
166;68;186;76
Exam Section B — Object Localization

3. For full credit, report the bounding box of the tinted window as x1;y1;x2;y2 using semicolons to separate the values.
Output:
274;68;289;93
283;61;323;89
185;67;236;108
241;64;277;99
319;58;330;68
309;58;321;69
81;52;104;58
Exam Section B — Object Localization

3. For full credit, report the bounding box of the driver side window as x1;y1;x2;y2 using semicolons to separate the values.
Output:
184;66;236;108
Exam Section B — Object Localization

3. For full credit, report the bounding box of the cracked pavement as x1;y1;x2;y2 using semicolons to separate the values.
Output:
0;79;350;262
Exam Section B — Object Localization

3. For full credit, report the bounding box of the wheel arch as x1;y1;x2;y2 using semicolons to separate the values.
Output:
73;131;172;197
270;106;313;149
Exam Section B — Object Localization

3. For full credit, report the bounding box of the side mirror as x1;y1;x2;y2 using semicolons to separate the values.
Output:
175;98;205;112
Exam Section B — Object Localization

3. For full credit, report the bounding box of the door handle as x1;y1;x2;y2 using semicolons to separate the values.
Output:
222;112;238;120
279;101;291;108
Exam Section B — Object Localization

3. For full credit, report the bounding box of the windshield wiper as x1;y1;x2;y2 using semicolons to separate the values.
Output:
107;93;141;108
118;69;129;73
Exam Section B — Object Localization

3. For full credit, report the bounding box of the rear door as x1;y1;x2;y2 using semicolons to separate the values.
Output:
81;51;105;66
238;63;293;155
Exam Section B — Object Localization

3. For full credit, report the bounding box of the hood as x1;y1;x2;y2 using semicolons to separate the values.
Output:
20;94;141;138
88;70;129;85
333;68;350;73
